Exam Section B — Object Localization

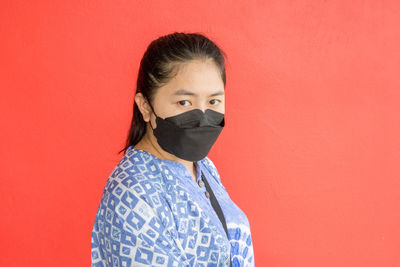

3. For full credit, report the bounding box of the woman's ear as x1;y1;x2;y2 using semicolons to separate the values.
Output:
134;92;152;122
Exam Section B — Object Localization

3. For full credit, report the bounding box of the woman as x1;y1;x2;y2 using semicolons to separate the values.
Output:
91;32;255;267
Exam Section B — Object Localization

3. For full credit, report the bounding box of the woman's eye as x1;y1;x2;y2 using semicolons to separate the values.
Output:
178;100;191;106
209;99;220;105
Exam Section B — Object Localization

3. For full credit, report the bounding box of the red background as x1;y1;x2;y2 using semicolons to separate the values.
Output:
1;1;399;266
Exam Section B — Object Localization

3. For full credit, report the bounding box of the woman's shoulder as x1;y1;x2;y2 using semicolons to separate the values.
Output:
103;148;165;197
98;149;168;222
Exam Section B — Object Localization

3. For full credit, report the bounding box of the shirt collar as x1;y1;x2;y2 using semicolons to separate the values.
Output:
128;146;206;183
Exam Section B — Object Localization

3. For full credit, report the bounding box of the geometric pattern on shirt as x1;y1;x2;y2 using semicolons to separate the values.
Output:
91;147;231;267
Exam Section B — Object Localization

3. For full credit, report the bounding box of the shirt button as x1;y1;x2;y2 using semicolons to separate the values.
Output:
205;191;210;198
198;180;204;187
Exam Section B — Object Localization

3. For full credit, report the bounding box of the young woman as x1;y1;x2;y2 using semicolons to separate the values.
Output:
91;32;255;267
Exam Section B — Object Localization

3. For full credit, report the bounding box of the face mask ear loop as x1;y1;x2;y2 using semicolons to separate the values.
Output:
145;96;157;130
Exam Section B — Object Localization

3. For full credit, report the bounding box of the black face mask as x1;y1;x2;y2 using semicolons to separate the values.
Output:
145;98;225;162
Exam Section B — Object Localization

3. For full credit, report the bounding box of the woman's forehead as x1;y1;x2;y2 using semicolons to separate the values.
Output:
154;60;224;97
170;88;224;97
155;87;224;99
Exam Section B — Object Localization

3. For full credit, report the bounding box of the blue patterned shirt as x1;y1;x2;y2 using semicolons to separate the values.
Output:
91;146;255;266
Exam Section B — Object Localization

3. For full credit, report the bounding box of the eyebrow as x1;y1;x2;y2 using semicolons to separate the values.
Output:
173;88;225;97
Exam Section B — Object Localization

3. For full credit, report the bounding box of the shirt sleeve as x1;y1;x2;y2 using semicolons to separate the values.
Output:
91;177;188;267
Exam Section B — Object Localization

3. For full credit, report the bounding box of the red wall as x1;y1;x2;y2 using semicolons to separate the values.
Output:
1;1;399;266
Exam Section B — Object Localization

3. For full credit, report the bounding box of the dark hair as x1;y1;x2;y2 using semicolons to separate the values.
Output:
118;32;228;155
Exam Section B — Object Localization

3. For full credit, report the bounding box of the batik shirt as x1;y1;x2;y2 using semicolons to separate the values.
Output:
91;146;255;266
